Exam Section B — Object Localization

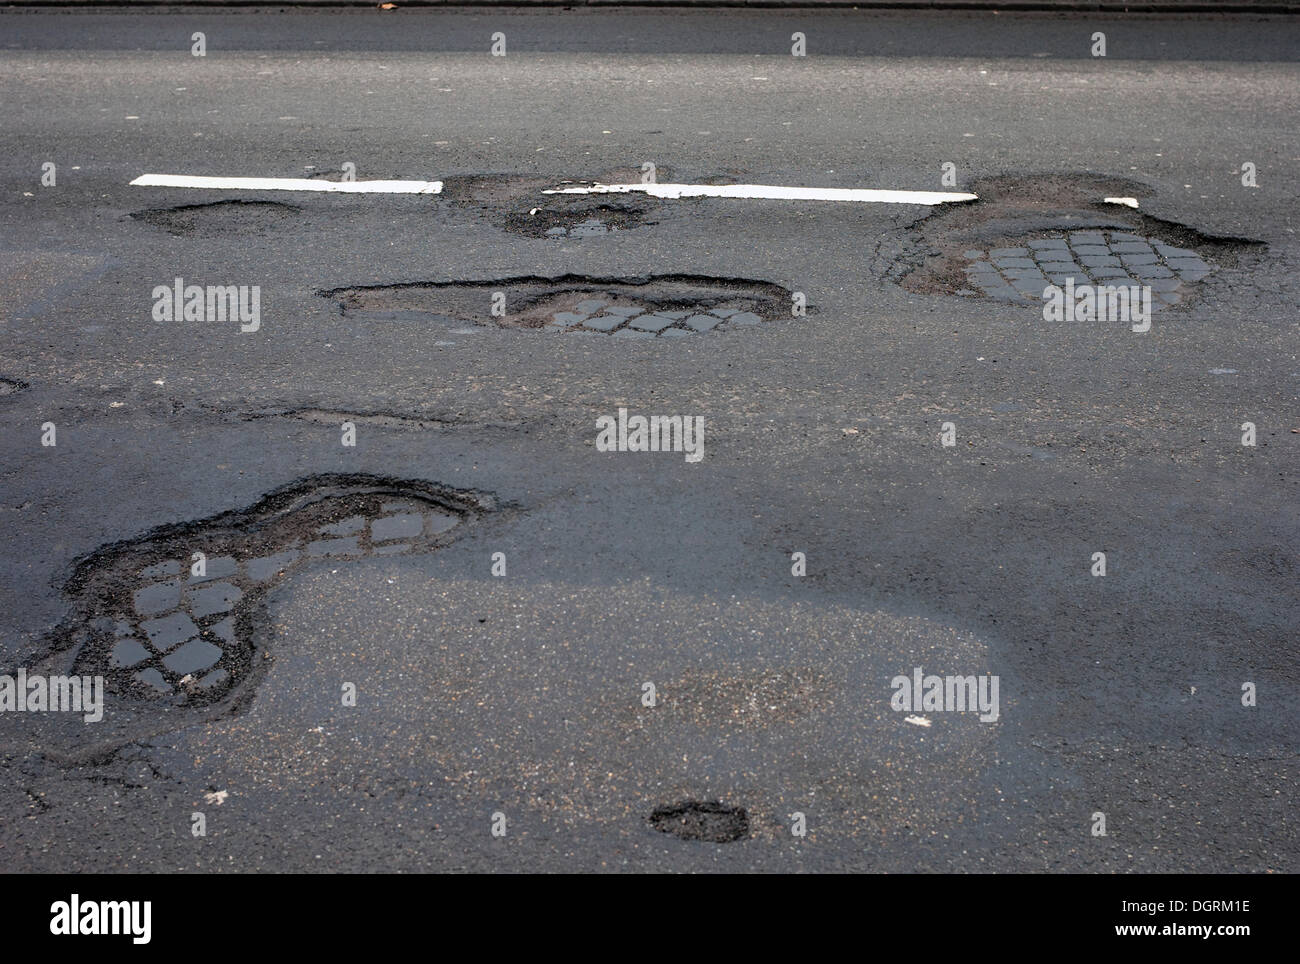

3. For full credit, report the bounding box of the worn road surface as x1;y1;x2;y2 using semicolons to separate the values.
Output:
0;8;1297;871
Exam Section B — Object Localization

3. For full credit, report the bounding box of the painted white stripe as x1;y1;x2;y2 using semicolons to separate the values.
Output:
543;182;977;205
130;174;443;194
1104;196;1140;208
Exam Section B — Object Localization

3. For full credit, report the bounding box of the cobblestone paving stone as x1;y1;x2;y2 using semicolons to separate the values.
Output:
538;297;775;337
962;231;1212;309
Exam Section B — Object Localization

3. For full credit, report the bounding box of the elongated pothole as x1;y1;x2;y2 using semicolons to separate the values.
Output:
503;202;656;239
321;274;794;338
41;474;489;709
130;200;300;237
650;801;750;843
894;173;1264;310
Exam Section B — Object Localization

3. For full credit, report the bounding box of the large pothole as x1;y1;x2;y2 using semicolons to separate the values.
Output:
895;173;1264;310
321;274;794;338
42;474;489;708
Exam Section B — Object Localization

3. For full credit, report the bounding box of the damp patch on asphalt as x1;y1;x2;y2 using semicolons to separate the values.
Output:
890;173;1265;309
320;274;794;337
650;801;750;843
130;200;301;237
42;474;489;709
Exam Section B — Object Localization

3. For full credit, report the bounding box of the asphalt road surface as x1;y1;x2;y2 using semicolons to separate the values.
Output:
1;7;1297;872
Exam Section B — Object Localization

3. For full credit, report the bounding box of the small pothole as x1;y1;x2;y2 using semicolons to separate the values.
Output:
321;274;794;338
502;202;655;239
130;200;300;237
650;801;750;843
0;377;29;397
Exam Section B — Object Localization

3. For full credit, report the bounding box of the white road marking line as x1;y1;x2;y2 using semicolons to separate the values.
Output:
543;182;977;205
1104;196;1140;208
130;174;443;194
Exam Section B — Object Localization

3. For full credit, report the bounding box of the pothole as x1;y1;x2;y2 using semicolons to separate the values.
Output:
130;200;300;237
0;377;28;397
650;801;750;843
895;173;1264;309
321;274;794;338
502;202;656;239
47;474;488;708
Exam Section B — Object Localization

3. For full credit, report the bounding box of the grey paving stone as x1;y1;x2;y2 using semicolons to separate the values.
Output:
1070;245;1111;257
1090;268;1134;280
963;249;984;259
1165;257;1209;272
629;313;675;332
140;560;180;580
574;299;608;314
110;637;151;669
711;308;740;318
319;515;366;536
1120;253;1159;265
1155;244;1197;259
162;638;223;676
1135;265;1175;279
1108;232;1145;242
1079;256;1122;268
1037;261;1084;274
1111;242;1153;255
247;549;300;582
1069;232;1106;245
191;556;237;583
1003;268;1047;281
603;305;643;317
728;312;762;326
974;278;1017;297
134;668;170;694
306;536;361;557
990;247;1028;257
552;312;587;325
993;257;1036;269
196;669;229;691
187;581;243;618
141;612;199;653
426;512;459;535
1013;280;1052;296
372;513;423;542
133;579;180;616
209;617;234;645
684;313;723;332
581;314;625;332
1047;273;1088;285
659;310;691;319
